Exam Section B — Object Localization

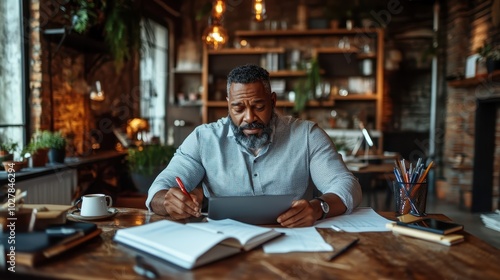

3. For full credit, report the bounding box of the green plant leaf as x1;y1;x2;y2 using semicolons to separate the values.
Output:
128;145;176;176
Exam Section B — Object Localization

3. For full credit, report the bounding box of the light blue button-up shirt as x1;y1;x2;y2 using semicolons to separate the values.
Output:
146;114;362;213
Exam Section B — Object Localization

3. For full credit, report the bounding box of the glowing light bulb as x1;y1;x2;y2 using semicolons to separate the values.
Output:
202;23;228;50
212;0;226;19
252;0;266;22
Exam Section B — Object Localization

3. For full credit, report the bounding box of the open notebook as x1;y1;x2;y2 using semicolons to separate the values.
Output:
114;219;283;269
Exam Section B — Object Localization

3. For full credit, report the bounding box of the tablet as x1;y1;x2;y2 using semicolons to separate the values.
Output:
207;195;295;225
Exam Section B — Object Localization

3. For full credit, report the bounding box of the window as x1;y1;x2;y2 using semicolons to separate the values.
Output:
0;0;28;157
140;19;169;144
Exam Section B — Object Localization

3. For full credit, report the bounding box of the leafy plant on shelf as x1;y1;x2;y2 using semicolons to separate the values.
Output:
128;144;176;176
477;42;500;61
0;139;18;155
37;130;67;150
293;58;321;113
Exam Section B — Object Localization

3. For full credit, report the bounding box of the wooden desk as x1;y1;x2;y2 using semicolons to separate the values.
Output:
8;208;500;279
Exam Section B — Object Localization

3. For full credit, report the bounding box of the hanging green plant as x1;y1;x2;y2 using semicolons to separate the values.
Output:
64;0;149;71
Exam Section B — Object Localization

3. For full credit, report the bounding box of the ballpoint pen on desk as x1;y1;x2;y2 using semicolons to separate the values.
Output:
328;237;359;261
175;177;191;198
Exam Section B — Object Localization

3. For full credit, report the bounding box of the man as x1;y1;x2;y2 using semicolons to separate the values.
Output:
146;64;362;227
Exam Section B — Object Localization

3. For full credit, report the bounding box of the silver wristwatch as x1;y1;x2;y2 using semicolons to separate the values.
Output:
313;197;329;220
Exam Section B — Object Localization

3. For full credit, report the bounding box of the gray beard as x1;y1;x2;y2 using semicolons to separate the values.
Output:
230;115;274;150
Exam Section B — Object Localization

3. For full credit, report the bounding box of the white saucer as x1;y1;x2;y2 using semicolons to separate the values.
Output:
68;207;119;221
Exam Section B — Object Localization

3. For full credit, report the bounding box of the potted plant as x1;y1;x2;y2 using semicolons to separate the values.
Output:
128;144;176;193
23;131;51;167
477;42;500;74
0;139;24;171
0;139;18;162
36;130;67;164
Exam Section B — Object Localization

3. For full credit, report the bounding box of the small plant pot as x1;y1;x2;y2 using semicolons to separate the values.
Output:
0;150;14;162
131;172;160;194
486;58;500;74
2;160;26;172
48;148;66;164
31;148;49;167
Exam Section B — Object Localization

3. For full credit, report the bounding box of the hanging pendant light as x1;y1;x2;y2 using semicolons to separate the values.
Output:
252;0;266;22
202;20;228;50
202;1;228;50
212;0;226;20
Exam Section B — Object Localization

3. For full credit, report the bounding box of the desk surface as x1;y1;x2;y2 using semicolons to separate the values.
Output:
11;208;500;279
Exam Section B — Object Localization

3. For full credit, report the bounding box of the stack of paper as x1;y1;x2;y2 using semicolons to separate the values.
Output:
480;210;500;232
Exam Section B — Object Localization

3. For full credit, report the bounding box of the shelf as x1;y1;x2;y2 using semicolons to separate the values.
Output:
447;70;500;88
356;53;377;59
43;27;108;54
275;100;335;107
270;70;307;77
174;69;202;74
178;100;203;107
206;101;228;107
315;47;359;54
333;94;378;101
202;28;384;131
207;48;285;55
235;28;382;37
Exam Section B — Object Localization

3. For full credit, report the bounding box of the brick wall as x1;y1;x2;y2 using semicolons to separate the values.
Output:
444;0;499;209
29;0;140;156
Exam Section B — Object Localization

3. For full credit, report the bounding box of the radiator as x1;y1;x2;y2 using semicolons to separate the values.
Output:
16;169;77;205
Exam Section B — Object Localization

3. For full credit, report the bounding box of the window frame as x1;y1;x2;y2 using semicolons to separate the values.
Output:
0;0;30;151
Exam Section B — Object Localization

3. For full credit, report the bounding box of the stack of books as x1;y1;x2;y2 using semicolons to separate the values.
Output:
1;221;101;266
386;218;465;246
480;210;500;232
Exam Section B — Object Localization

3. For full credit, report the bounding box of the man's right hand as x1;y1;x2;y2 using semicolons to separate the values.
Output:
151;187;204;219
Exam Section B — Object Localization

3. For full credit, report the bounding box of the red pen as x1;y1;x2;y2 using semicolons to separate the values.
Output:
175;176;191;198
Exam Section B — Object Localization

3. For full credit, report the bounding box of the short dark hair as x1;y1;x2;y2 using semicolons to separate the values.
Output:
226;64;272;96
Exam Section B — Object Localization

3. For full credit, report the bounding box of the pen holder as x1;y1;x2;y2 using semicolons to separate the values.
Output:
393;181;427;216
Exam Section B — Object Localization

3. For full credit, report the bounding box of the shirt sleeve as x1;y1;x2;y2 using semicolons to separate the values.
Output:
145;127;207;210
308;124;362;214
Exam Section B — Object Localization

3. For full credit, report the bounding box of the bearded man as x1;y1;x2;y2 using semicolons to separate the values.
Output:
147;64;361;227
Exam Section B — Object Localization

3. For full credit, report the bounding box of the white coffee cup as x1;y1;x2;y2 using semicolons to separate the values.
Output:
77;194;113;217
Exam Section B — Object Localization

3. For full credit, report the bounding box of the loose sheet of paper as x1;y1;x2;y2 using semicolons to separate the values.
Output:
262;227;333;253
314;207;392;232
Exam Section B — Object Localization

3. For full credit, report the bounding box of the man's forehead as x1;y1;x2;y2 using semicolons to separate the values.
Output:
229;83;266;98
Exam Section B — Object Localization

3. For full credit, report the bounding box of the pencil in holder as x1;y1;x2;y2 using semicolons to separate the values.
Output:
393;181;428;216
